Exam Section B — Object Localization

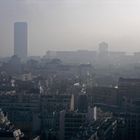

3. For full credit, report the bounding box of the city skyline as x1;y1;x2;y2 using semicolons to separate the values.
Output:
0;1;140;140
1;0;140;57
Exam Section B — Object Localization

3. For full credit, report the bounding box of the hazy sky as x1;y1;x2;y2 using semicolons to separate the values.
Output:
1;0;140;56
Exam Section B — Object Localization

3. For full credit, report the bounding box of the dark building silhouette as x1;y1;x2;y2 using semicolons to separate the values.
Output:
14;22;28;61
118;78;140;140
59;110;87;140
77;94;88;113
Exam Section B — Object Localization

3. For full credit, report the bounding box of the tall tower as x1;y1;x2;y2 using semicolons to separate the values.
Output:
98;42;109;65
98;42;108;55
14;22;28;60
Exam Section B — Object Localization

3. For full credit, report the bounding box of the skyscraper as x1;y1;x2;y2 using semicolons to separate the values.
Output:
14;22;28;60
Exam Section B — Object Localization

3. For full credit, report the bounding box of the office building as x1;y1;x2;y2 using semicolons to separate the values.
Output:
14;22;28;60
59;110;87;140
118;78;140;140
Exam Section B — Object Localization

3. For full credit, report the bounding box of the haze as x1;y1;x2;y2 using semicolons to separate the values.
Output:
1;0;140;57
